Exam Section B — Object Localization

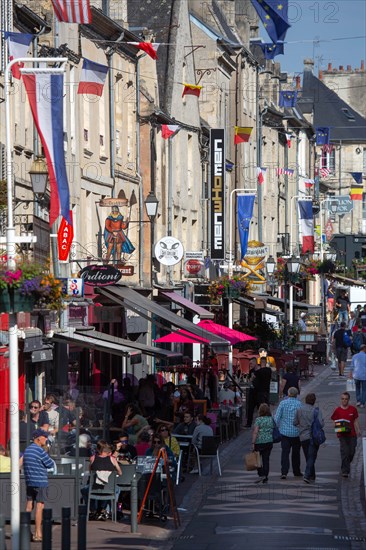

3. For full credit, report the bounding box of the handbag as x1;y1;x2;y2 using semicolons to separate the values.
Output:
272;418;281;443
346;378;356;392
245;451;262;471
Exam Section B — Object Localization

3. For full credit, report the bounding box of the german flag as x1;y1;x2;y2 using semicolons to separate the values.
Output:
234;126;253;144
182;83;202;98
350;184;363;200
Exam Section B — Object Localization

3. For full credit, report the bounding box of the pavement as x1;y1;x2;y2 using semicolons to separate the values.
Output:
5;362;366;549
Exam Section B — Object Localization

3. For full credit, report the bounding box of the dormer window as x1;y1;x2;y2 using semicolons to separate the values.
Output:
341;108;355;121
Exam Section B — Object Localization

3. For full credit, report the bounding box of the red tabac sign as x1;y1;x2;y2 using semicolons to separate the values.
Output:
58;211;73;261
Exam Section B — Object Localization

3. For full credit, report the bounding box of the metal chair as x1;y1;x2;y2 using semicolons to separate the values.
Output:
86;471;118;521
193;436;222;476
116;463;137;492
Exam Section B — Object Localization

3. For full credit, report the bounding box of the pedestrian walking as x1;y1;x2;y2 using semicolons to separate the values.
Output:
335;290;351;324
349;344;366;407
275;387;302;479
332;322;349;376
245;358;260;427
293;393;324;483
251;403;274;484
331;392;361;478
252;357;272;406
23;429;55;542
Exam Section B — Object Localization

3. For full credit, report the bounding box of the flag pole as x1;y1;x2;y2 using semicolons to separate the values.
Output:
5;56;68;550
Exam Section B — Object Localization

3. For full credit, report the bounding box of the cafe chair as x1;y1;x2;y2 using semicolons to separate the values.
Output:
87;471;118;522
193;436;222;476
117;463;137;492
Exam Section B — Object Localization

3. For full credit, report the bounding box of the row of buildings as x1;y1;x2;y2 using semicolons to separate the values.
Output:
0;0;365;418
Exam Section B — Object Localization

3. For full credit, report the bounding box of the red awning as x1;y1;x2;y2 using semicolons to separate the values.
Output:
154;329;210;344
197;320;257;345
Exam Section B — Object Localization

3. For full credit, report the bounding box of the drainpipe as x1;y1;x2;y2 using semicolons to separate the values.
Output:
257;101;267;243
136;61;144;288
108;53;115;197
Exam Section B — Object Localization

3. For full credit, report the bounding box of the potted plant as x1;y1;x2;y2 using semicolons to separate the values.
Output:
0;259;66;313
208;275;250;303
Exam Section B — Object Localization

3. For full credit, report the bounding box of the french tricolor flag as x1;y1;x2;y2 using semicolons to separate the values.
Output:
161;125;180;139
256;167;267;185
4;32;33;80
22;72;72;226
77;58;108;96
285;133;292;148
298;200;314;254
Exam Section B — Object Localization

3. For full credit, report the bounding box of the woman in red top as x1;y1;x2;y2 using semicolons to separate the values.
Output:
331;392;361;477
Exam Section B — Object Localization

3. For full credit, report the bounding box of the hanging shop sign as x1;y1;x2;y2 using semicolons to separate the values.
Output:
210;129;225;260
241;240;267;284
79;264;122;286
184;259;204;277
57;211;74;261
66;278;84;297
119;265;134;276
155;237;184;266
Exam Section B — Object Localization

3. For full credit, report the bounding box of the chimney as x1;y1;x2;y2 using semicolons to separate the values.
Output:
347;65;352;71
303;58;314;72
318;70;323;80
339;65;344;70
295;75;301;89
327;63;332;71
361;60;365;71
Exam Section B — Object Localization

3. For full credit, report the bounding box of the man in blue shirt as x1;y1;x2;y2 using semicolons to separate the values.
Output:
23;429;54;542
350;344;366;407
275;387;303;479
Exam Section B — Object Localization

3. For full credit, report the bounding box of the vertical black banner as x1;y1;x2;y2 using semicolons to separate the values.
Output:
210;129;225;260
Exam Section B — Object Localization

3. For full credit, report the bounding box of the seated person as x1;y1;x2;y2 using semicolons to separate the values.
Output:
112;432;137;464
218;382;236;404
29;400;49;432
135;430;153;456
0;445;10;473
145;432;177;480
191;415;213;450
121;405;148;445
256;348;276;371
156;424;180;458
173;412;197;436
68;434;93;457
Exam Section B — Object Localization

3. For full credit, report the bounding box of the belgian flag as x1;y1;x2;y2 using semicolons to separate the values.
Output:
234;126;253;144
350;184;363;201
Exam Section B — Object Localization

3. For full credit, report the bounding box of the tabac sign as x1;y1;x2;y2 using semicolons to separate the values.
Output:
241;240;268;284
210;129;225;260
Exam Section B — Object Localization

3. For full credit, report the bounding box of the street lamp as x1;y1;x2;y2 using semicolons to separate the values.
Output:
29;156;49;195
266;255;276;295
283;255;301;349
144;190;159;221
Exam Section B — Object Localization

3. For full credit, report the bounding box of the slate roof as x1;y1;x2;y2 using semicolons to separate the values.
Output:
299;69;366;143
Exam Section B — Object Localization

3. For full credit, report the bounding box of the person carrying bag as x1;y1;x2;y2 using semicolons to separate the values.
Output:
251;403;274;484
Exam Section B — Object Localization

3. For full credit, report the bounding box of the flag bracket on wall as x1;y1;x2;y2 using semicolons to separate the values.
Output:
195;67;217;85
184;45;206;59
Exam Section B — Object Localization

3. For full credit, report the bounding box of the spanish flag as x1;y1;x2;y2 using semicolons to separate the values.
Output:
182;83;202;98
234;126;253;144
350;184;363;200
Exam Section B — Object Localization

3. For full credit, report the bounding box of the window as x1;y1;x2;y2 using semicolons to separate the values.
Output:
84;128;89;142
341;108;355;121
321;148;336;173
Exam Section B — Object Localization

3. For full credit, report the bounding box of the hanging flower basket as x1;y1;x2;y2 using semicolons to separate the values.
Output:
224;287;240;299
0;289;36;313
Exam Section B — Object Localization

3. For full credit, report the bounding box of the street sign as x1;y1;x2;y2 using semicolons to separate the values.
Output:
326;196;353;215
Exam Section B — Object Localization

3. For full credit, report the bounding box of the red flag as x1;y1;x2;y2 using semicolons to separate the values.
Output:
161;125;180;139
182;83;202;97
51;0;92;23
234;126;253;144
127;42;159;60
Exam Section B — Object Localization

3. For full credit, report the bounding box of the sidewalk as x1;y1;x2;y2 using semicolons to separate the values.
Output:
5;364;366;549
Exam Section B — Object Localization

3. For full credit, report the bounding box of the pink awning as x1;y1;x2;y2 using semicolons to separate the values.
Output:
154;329;211;344
197;320;257;345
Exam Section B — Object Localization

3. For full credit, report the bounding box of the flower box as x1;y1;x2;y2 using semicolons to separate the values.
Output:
224;287;240;299
0;289;36;313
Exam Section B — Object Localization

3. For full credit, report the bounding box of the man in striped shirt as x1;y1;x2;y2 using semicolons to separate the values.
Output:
275;387;303;479
23;429;54;542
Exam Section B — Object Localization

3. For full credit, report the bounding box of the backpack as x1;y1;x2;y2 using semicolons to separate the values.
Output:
311;407;326;445
343;331;352;348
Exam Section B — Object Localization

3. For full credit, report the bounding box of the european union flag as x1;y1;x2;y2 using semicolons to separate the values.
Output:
279;90;298;108
316;127;330;145
257;41;284;60
251;0;291;43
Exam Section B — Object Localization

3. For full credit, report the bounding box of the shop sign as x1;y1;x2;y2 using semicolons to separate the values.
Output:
65;278;84;297
185;251;204;261
57;212;74;261
155;237;184;266
119;265;134;276
79;264;122;286
184;259;204;277
240;240;267;285
210;129;225;260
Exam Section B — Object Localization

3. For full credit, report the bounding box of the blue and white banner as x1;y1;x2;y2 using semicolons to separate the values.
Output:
237;194;255;260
